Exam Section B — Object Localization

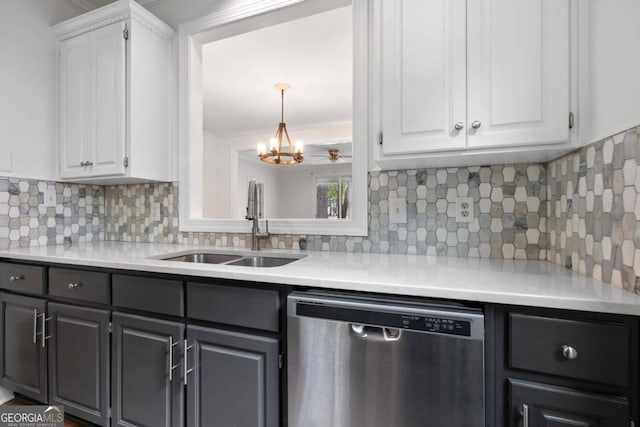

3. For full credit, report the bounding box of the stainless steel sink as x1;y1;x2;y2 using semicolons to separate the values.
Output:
226;256;299;268
154;250;304;267
161;253;242;264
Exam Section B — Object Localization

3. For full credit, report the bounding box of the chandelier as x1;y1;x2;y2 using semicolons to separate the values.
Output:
257;83;304;164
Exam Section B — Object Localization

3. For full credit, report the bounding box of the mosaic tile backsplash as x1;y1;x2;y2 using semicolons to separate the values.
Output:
547;126;640;292
0;178;103;249
102;165;548;259
0;124;639;293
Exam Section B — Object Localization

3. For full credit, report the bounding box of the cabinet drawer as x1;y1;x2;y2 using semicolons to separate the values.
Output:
0;262;45;295
49;268;109;304
187;282;280;332
509;314;629;386
112;274;183;316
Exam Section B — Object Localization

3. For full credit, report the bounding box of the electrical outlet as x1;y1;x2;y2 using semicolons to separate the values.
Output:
456;197;473;223
43;187;56;207
389;197;407;224
151;202;161;221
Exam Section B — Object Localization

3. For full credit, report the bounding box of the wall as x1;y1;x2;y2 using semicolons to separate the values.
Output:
547;126;640;293
587;0;640;143
0;0;83;180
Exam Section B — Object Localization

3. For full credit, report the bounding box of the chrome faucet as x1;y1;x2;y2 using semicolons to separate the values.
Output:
246;179;270;250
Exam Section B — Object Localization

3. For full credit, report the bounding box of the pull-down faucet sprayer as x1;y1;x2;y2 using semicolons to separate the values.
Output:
246;179;270;250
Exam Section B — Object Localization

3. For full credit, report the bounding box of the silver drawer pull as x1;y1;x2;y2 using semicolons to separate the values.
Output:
33;309;38;344
9;275;24;282
36;313;53;348
561;344;578;360
168;336;179;382
68;283;81;290
183;339;194;386
520;403;529;427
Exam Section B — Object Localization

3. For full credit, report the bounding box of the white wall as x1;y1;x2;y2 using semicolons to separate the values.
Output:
274;163;352;218
0;0;83;180
587;0;640;143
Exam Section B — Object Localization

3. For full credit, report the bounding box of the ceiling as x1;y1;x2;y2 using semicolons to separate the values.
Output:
64;0;167;12
201;5;352;138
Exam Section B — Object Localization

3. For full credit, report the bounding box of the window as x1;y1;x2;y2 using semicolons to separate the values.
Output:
315;177;350;219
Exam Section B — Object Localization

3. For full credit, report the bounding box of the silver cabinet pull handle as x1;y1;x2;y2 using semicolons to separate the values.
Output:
33;309;38;344
183;339;194;386
38;313;53;348
471;120;482;129
521;403;529;427
561;344;578;360
9;275;24;282
168;336;179;382
454;121;464;131
68;283;80;290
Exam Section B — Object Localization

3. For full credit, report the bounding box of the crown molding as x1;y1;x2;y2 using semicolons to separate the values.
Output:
63;0;169;13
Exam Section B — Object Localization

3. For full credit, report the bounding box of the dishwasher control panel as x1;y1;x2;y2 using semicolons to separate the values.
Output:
296;301;473;337
400;314;470;336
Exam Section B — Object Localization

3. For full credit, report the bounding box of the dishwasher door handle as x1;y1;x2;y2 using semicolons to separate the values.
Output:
350;324;402;342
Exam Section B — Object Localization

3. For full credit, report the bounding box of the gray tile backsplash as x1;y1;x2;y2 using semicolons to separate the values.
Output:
0;178;103;249
101;165;547;259
547;126;640;292
1;124;639;293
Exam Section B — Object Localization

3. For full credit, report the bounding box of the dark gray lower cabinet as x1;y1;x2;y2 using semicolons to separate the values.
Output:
509;379;629;426
47;303;110;426
112;312;184;427
0;292;47;402
186;325;279;427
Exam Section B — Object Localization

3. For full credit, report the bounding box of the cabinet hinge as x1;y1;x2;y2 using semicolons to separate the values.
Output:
569;112;574;129
108;322;112;333
278;353;283;369
108;408;111;418
630;418;635;427
123;157;129;168
378;131;383;145
123;25;129;41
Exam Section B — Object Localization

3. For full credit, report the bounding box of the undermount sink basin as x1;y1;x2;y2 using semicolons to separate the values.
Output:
154;250;304;267
162;253;243;264
226;256;298;268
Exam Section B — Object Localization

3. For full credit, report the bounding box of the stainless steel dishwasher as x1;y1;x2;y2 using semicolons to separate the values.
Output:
287;292;485;427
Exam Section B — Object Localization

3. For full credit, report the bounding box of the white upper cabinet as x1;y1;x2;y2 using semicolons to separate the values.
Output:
54;0;175;183
375;0;576;167
381;0;466;155
466;0;570;149
59;21;126;179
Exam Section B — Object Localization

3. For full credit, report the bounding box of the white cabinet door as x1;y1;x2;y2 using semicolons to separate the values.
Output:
59;21;126;179
92;21;126;176
59;32;91;178
381;0;466;155
466;0;571;148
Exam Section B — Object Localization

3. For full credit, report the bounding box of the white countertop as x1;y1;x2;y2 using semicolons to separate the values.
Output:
1;241;639;316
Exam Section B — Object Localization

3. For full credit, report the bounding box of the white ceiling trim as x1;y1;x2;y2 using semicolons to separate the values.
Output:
63;0;95;13
63;0;169;13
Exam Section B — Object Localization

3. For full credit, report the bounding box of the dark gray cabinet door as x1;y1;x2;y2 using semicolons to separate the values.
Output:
0;292;47;402
509;379;629;426
48;303;109;426
186;325;279;427
112;312;184;427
